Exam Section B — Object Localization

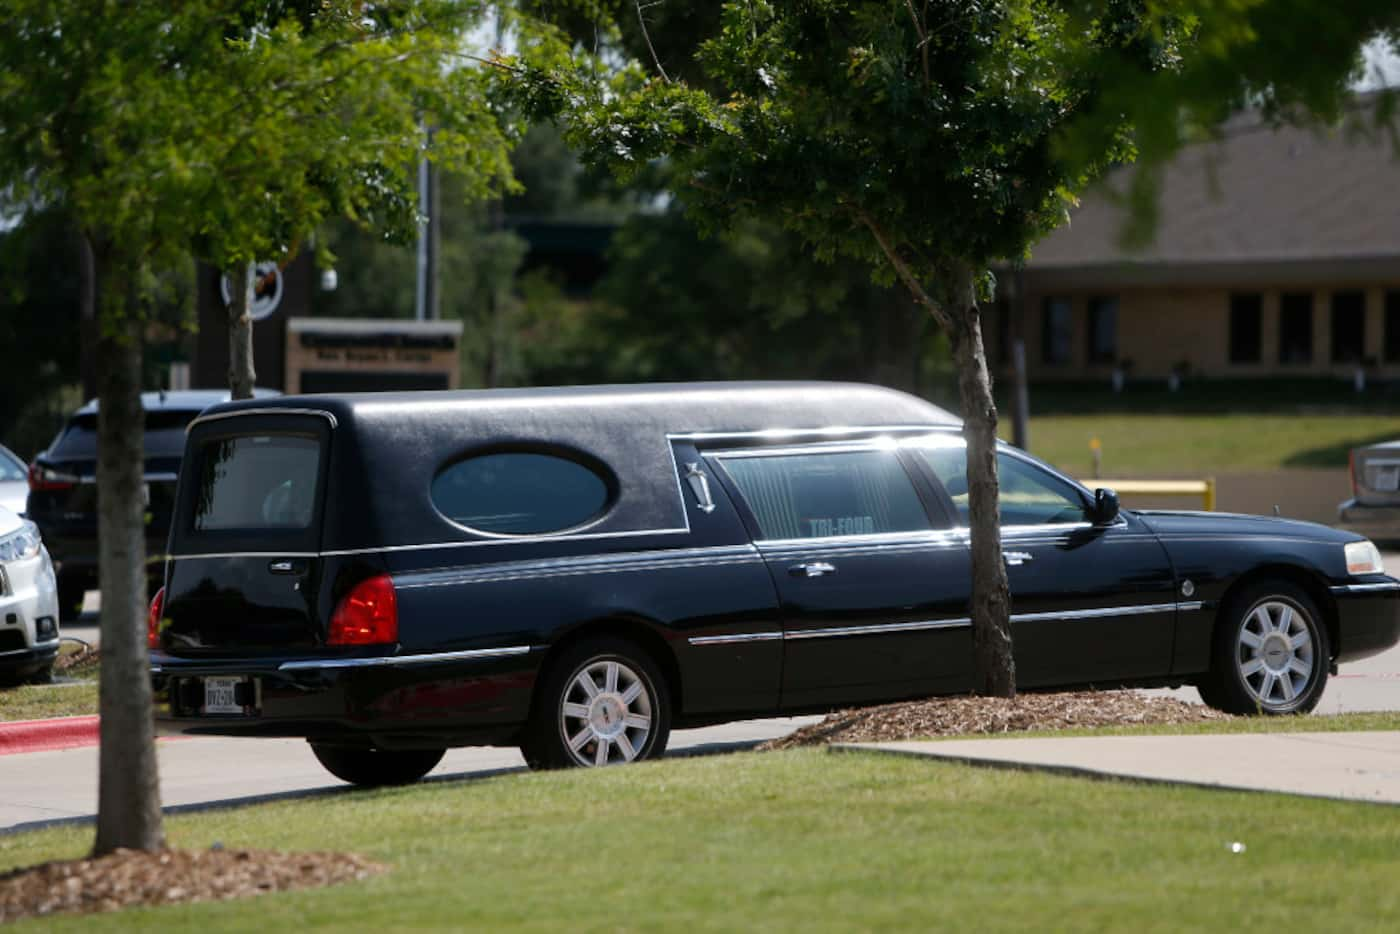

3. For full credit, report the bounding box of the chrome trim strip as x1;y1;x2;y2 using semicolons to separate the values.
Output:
278;645;533;671
687;631;785;646
150;665;163;674
785;618;973;640
170;551;321;561
768;601;1197;644
1177;601;1206;612
1011;603;1179;624
320;527;694;557
189;407;339;431
395;545;761;590
1331;582;1400;594
669;425;955;444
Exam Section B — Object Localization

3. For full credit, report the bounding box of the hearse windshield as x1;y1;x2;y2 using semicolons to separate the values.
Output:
192;434;321;531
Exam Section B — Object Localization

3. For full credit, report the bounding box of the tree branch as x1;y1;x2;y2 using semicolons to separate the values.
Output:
904;0;930;88
853;207;951;332
635;1;670;83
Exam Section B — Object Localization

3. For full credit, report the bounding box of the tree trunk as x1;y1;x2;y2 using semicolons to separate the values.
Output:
92;247;164;856
225;263;256;400
946;262;1016;697
78;232;98;403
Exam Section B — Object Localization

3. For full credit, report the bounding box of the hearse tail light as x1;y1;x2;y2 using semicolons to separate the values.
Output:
28;462;77;492
1344;540;1385;577
147;587;165;649
329;575;399;646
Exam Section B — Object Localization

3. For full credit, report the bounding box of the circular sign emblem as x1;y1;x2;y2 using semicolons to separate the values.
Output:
220;261;284;321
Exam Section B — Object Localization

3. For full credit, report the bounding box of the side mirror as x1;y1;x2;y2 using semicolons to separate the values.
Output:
1091;487;1120;524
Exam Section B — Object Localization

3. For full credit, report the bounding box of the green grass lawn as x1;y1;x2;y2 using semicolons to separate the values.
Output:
0;681;98;722
0;647;100;722
3;748;1399;930
1012;413;1399;476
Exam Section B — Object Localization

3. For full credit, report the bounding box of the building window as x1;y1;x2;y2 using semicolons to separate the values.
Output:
1041;297;1072;365
1229;293;1262;364
1385;292;1400;363
1086;296;1118;364
1331;291;1366;364
1278;292;1314;365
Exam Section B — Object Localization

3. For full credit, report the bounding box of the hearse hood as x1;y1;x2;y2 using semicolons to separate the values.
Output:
1133;509;1362;545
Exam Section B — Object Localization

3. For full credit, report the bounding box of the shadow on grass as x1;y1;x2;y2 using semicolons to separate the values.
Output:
0;737;774;838
1282;430;1400;468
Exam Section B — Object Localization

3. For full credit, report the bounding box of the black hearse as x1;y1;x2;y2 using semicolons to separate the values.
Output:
150;382;1400;785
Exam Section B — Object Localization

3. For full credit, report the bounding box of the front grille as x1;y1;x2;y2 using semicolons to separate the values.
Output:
0;630;26;652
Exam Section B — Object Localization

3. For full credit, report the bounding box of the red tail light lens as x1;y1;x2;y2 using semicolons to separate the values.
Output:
328;575;398;646
147;586;165;649
28;462;77;492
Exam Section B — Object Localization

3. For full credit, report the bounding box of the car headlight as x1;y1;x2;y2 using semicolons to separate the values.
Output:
1344;539;1385;576
0;520;42;563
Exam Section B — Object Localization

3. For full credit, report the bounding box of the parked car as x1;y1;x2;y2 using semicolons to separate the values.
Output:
27;389;278;621
149;383;1400;786
1338;440;1400;542
0;445;26;516
0;505;60;684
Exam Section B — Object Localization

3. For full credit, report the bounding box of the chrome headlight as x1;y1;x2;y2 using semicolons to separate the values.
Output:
0;519;42;563
1344;539;1385;576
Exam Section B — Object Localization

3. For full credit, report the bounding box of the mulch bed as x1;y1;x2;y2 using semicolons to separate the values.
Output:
762;690;1232;750
0;847;383;923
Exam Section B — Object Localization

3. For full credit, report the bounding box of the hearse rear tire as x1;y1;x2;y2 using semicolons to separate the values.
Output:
1200;580;1329;716
521;638;672;770
310;744;445;787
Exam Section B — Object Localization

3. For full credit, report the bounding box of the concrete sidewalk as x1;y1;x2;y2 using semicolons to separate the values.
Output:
836;731;1400;805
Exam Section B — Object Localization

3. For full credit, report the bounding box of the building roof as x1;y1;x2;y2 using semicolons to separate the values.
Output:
1025;94;1400;288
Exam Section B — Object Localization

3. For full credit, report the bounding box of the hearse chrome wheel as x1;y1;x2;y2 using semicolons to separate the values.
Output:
1235;599;1316;709
1200;579;1329;716
521;637;672;771
559;659;653;766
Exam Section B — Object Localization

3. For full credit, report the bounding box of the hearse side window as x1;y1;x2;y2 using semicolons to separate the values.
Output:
719;449;930;540
916;445;1086;527
193;435;321;531
431;452;611;535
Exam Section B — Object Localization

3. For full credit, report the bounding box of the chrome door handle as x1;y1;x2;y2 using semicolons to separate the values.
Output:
1003;551;1033;567
788;561;837;578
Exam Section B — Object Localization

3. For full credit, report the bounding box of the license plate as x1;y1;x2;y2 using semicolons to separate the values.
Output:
203;677;247;715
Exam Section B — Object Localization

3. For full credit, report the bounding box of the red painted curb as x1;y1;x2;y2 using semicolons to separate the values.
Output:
0;715;100;755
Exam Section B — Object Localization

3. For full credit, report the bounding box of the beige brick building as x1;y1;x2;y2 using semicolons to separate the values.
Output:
986;95;1400;382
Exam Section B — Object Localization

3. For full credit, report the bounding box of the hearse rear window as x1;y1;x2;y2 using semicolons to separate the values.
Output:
719;449;930;540
431;452;611;535
193;435;321;531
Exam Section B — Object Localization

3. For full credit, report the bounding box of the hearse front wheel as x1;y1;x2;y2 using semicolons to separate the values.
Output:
522;638;672;770
1200;580;1329;715
310;743;445;787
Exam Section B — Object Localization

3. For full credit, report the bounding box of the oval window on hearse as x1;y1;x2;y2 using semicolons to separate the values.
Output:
430;450;615;536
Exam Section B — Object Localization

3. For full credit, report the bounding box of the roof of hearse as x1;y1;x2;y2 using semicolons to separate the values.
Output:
190;382;959;550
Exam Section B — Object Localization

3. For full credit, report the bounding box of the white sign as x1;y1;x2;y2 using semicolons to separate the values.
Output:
220;261;285;321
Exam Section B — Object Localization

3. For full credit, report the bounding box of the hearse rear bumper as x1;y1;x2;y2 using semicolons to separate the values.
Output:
150;647;542;749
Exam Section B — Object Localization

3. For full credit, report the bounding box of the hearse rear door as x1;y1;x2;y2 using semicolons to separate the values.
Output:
162;412;333;653
708;443;973;708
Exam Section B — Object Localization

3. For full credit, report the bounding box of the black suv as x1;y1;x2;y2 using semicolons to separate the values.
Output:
27;389;275;620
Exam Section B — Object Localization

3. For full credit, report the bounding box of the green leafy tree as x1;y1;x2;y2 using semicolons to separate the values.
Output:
0;0;513;854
